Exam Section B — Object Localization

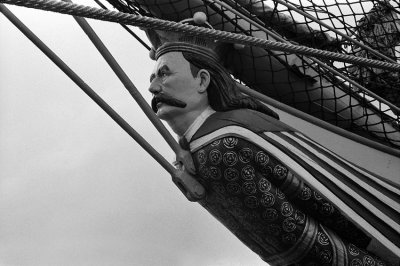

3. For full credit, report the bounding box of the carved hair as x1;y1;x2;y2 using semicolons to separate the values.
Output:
182;51;279;119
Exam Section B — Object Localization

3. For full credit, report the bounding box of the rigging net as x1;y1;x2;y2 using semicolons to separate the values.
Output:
105;0;400;149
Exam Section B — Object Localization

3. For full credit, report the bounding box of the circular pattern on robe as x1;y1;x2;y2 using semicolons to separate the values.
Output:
224;168;239;181
298;186;312;200
244;196;259;208
262;208;278;222
376;259;386;266
320;202;335;216
197;150;207;164
258;178;271;192
350;258;363;266
223;137;238;148
319;249;332;264
348;244;360;256
261;192;275;207
226;182;242;195
363;255;376;266
317;231;330;245
223;151;238;166
282;217;296;232
294;210;306;225
255;151;269;165
273;164;288;179
210;139;221;146
241;165;255;181
314;191;323;200
239;148;253;163
281;202;294;217
276;189;286;199
243;181;257;195
209;149;222;165
209;166;221;180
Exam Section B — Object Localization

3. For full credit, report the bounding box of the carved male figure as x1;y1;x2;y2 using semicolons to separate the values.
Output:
148;39;398;265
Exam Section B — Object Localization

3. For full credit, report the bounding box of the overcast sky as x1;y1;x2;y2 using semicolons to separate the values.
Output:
0;2;268;265
1;2;399;266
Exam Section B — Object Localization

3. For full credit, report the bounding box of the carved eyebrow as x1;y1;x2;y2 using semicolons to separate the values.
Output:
150;65;170;82
149;73;155;83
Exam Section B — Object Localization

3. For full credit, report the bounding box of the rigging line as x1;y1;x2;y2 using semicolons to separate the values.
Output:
2;0;400;72
272;0;397;64
63;0;198;181
236;83;400;157
93;0;150;50
305;2;364;40
202;0;296;67
0;3;174;175
64;0;194;172
210;0;400;115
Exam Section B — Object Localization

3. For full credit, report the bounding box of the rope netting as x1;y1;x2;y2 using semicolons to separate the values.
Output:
105;0;400;149
2;0;398;149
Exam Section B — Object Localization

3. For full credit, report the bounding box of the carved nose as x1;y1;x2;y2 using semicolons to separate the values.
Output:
148;83;161;94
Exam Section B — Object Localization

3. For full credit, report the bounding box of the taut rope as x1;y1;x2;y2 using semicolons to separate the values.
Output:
1;0;400;72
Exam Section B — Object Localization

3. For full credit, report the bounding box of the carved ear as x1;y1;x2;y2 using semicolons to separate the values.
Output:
197;69;210;93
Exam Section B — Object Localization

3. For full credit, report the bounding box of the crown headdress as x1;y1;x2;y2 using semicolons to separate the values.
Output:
146;12;221;63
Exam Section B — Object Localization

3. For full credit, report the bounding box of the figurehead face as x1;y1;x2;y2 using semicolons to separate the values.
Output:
145;14;229;123
146;13;279;125
149;51;210;122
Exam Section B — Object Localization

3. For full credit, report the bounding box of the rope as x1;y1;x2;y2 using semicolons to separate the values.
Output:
1;2;205;201
2;0;400;72
208;0;400;117
0;3;174;175
67;0;198;181
272;0;397;63
237;83;400;157
93;0;150;50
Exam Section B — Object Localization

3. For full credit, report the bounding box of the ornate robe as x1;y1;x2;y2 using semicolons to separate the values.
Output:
188;109;399;266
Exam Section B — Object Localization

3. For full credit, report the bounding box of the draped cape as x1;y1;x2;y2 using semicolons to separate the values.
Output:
188;109;400;265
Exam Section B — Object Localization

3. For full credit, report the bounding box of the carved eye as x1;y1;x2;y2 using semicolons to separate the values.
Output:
159;71;168;78
158;67;170;80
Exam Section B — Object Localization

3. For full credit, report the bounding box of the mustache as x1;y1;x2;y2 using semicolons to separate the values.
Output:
151;93;187;113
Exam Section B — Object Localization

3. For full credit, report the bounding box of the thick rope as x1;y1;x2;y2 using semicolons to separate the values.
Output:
2;0;400;72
